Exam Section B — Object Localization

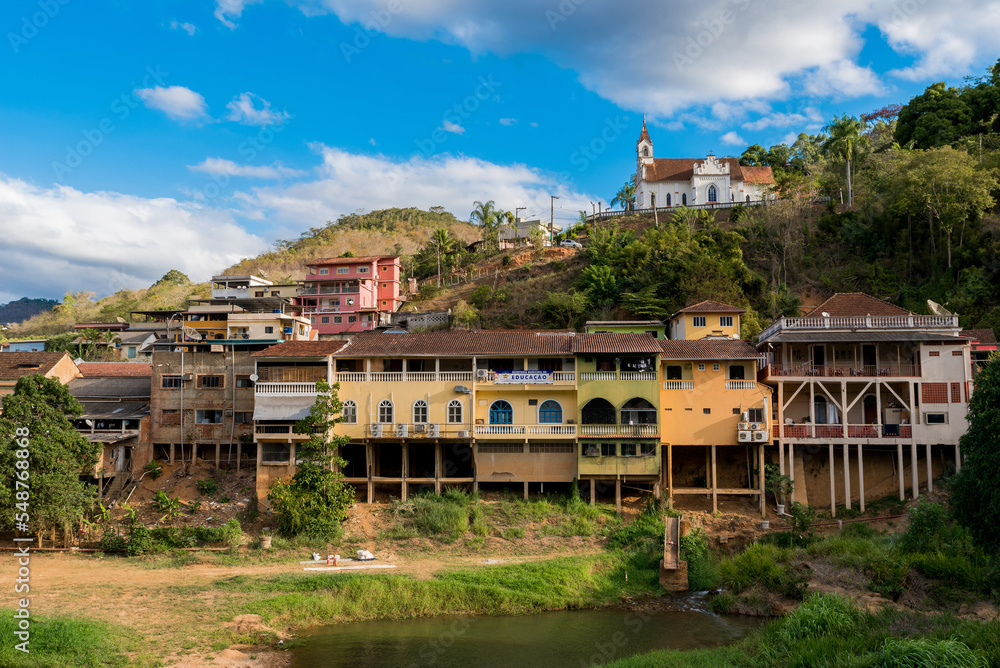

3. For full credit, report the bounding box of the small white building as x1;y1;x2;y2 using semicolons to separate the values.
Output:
499;219;561;247
634;120;775;209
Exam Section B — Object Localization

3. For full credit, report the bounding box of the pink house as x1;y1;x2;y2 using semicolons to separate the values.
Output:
297;256;403;335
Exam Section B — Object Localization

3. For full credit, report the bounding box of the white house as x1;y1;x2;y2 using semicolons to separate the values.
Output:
634;120;775;209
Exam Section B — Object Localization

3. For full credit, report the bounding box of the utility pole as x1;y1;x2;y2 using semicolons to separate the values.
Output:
550;195;559;239
515;206;526;221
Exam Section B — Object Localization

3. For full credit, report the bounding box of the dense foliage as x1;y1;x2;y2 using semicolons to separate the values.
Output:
0;297;59;325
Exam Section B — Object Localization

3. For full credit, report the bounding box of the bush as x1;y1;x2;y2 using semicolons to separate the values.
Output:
469;285;493;309
126;525;153;556
681;529;719;591
99;531;127;552
872;637;986;668
196;479;218;497
707;591;737;614
718;543;800;596
773;594;862;643
143;462;163;480
902;500;974;556
221;518;243;549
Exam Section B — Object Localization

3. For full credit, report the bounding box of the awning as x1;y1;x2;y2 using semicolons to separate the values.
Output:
253;396;317;421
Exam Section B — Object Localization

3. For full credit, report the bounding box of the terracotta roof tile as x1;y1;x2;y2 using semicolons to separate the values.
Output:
337;331;576;356
0;352;71;381
674;300;746;315
572;333;662;354
252;341;351;358
659;339;760;360
961;329;997;345
803;293;913;318
77;363;152;378
306;256;398;266
739;166;776;184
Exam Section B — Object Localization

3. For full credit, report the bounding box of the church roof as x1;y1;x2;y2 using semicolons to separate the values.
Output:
641;158;775;185
638;118;651;145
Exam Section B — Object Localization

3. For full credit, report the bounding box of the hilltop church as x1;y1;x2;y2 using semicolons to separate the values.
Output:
634;120;775;209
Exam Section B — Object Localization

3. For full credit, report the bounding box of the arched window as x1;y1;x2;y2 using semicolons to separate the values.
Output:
666;193;671;206
342;400;357;424
581;398;616;425
621;398;656;425
682;193;687;206
746;194;751;202
538;400;563;424
447;399;463;424
489;400;513;425
412;399;428;424
377;399;393;424
642;146;649;157
707;184;718;202
814;395;828;425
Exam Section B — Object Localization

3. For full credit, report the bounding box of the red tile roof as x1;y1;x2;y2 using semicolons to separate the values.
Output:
638;118;651;145
252;341;352;358
0;352;72;381
572;333;662;354
337;331;577;356
642;158;774;186
961;329;997;345
740;166;776;184
306;256;399;266
77;363;152;378
674;300;746;315
659;339;760;360
803;293;913;318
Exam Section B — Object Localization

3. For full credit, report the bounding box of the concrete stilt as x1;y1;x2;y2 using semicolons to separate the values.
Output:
897;442;905;501
366;443;374;504
401;443;409;501
711;445;718;514
926;443;933;493
590;479;595;506
829;442;836;517
843;443;851;511
523;481;529;500
955;444;962;473
758;443;765;517
615;478;622;515
857;443;865;513
911;442;919;499
667;444;674;510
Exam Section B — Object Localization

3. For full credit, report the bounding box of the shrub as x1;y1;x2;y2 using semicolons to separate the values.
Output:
872;637;986;668
196;479;218;496
718;543;800;596
681;529;719;591
469;285;493;309
143;462;163;480
221;518;243;549
774;594;862;643
99;531;127;552
708;591;737;614
126;525;153;556
902;500;974;556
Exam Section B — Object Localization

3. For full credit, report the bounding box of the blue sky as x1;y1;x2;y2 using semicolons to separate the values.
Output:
1;0;998;303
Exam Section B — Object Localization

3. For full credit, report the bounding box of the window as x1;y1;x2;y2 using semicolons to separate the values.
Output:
348;315;357;323
489;400;513;425
729;365;745;380
235;375;254;388
698;364;705;371
581;398;616;424
262;443;291;463
198;375;223;389
234;412;253;424
693;316;706;327
707;184;718;202
641;442;656;457
196;410;223;424
160;409;180;425
601;443;616;457
720;316;733;327
665;365;682;380
412;399;428;424
538;400;563;424
813;395;828;424
358;267;369;273
264;326;274;334
713;363;720;371
621;443;638;457
337;267;349;274
928;351;940;357
162;375;182;389
620;398;656;425
342;400;357;424
377;400;393;424
921;383;948;404
447;399;463;424
321;316;330;324
530;443;574;453
682;193;687;206
703;408;711;415
319;268;329;275
952;350;963;356
334;316;343;324
127;346;137;358
925;413;947;425
747;408;764;423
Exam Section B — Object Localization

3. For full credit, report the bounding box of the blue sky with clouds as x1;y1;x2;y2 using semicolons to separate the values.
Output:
1;0;998;303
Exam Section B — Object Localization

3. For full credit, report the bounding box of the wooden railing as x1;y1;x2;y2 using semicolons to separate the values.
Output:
780;424;913;439
764;364;921;378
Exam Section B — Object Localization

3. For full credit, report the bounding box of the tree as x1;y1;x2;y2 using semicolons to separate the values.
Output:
153;269;191;288
740;144;769;166
0;375;101;535
452;299;480;329
950;353;1000;550
429;228;457;287
610;181;636;211
895;82;974;149
824;115;865;207
470;200;500;255
267;380;354;539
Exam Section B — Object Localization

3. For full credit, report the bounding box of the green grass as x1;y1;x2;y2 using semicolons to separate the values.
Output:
0;611;150;667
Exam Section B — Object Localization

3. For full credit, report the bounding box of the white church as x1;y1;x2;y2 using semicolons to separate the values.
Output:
634;120;775;209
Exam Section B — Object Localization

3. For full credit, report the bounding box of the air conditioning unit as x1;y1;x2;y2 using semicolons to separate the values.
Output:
476;369;490;381
396;423;408;438
457;430;471;438
224;409;234;417
584;446;600;457
738;430;752;442
738;422;750;430
369;423;383;437
750;423;763;431
428;423;440;437
211;344;224;353
752;431;768;442
181;374;193;381
413;424;427;433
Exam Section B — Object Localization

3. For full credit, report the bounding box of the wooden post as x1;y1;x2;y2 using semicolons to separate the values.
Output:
366;443;374;504
829;442;836;517
667;444;674;510
857;443;865;513
843;443;851;510
615;478;622;515
758;443;765;517
711;444;718;514
898;442;905;501
926;443;933;493
401;443;409;501
911;442;919;499
523;481;529;500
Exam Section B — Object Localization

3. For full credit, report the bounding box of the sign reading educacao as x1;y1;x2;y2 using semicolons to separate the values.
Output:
493;370;554;384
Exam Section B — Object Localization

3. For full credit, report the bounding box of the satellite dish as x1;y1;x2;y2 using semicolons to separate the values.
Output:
927;299;952;316
821;312;830;317
181;326;203;341
85;419;94;428
73;357;85;365
116;317;127;324
249;373;259;382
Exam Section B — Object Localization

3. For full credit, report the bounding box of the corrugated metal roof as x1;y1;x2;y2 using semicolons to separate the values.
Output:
68;377;151;399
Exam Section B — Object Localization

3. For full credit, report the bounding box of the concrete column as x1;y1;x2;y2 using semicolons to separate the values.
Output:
590;479;595;506
215;443;221;469
911;442;919;499
897;442;905;501
858;443;865;513
711;444;718;514
841;382;848;438
523;481;529;500
843;443;851;510
788;442;795;505
758;443;765;517
366;443;374;504
926;443;933;493
401;443;409;501
615;478;622;515
169;443;175;464
236;440;242;472
667;444;674;510
955;444;962;473
435;443;442;495
829;442;836;517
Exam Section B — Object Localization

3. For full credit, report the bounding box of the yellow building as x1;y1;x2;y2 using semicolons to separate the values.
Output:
667;300;744;340
659;339;771;513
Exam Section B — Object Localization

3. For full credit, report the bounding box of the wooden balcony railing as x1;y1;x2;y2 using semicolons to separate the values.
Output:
780;424;913;439
764;364;921;378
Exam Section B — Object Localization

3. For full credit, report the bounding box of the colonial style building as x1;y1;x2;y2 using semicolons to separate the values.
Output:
634;120;774;209
297;256;404;337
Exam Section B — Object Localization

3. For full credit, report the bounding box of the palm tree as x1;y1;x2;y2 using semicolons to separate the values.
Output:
823;115;864;207
610;182;636;211
470;200;500;254
497;210;516;249
429;228;456;287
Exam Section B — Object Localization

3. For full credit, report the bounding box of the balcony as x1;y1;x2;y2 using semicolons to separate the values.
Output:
662;381;694;390
580;371;656;381
255;382;318;396
725;380;756;389
579;424;658;438
779;424;913;439
330;371;475;383
475;371;575;385
762;364;921;379
473;424;577;437
364;423;472;438
759;314;960;343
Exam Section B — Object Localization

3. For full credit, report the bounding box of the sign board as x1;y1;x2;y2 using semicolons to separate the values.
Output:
493;370;554;384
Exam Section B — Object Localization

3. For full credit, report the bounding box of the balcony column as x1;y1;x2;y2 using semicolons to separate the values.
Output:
911;442;919;499
926;443;933;493
857;443;865;513
843;443;851;511
897;442;905;501
841;382;848;439
435;358;440;382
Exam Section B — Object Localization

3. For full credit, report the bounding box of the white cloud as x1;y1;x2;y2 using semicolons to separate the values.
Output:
720;131;746;146
742;107;824;131
780;131;799;146
226;92;290;126
441;120;465;135
188;158;306;180
232;144;596;228
499;117;517;126
214;0;264;29
169;21;197;36
136;86;208;121
369;138;377;145
529;122;539;128
0;176;265;303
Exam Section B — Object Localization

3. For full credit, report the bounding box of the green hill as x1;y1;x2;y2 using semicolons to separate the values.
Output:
0;297;59;325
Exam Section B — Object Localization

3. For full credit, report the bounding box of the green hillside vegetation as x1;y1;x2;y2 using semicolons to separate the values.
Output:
0;297;60;325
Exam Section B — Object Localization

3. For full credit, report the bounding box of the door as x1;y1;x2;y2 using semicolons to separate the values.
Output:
862;345;877;370
863;395;877;424
812;345;826;373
